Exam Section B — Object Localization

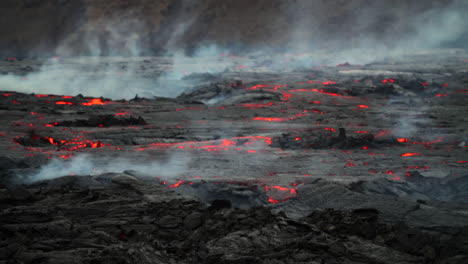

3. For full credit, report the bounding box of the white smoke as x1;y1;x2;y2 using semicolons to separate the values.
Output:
22;152;191;183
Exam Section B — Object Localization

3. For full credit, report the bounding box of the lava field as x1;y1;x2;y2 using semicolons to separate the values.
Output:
1;48;468;263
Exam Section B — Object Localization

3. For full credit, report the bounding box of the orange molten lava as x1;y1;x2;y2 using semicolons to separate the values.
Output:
82;98;106;106
55;101;73;105
401;153;421;157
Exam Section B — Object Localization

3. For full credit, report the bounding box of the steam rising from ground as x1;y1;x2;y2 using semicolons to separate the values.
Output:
22;153;190;183
0;48;234;99
1;1;467;98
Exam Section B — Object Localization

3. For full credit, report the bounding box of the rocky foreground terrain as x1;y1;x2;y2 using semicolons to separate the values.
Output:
0;49;468;263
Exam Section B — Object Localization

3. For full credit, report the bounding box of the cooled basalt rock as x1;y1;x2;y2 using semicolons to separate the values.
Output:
177;80;282;105
1;174;467;263
57;114;148;127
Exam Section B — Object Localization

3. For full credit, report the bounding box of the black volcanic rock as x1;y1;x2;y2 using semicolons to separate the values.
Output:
57;115;147;127
2;175;467;263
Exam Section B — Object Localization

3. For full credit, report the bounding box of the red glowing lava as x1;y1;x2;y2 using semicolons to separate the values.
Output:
161;179;298;204
14;133;107;159
401;153;421;157
82;98;108;106
249;84;272;90
382;79;395;84
169;180;184;188
55;101;73;105
265;185;298;203
252;117;288;122
322;81;337;85
281;92;293;101
397;138;409;143
59;153;73;160
287;87;349;98
273;84;287;90
141;136;272;152
287;88;355;99
404;166;430;170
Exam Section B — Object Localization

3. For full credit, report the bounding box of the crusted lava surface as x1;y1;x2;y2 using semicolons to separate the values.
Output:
1;49;468;263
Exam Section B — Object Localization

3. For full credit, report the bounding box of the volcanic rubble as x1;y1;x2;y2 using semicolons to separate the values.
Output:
1;49;468;263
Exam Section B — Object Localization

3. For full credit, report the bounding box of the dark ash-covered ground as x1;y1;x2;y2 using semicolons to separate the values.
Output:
1;49;468;263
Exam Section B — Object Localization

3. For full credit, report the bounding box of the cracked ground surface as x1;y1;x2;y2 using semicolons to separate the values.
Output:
0;49;467;263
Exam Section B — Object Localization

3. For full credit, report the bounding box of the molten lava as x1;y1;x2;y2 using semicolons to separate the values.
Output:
55;101;73;105
81;98;108;106
401;153;421;157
